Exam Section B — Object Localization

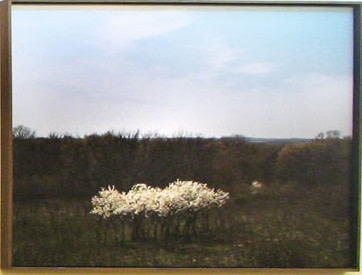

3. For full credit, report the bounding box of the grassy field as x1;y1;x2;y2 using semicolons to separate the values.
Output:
12;183;354;268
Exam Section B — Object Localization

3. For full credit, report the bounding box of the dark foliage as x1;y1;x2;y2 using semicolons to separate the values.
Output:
12;130;354;267
13;131;351;201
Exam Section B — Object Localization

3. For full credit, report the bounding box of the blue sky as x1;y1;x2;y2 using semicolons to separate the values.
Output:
12;6;354;138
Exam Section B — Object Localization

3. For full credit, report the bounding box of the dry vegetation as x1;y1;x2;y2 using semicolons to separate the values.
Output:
12;127;356;267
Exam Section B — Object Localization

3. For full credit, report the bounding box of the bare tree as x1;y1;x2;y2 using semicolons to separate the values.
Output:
13;125;36;139
326;130;341;139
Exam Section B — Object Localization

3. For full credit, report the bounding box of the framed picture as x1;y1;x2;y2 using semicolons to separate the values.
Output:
1;0;361;271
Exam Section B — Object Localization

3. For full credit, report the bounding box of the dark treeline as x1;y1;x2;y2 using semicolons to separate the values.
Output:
13;126;352;201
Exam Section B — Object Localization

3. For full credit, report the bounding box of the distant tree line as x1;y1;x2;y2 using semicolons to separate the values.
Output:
12;126;352;201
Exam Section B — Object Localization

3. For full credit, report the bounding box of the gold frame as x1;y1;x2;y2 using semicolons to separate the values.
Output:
1;0;12;270
1;1;361;273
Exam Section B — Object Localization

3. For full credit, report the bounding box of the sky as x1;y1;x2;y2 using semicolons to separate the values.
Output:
11;5;354;138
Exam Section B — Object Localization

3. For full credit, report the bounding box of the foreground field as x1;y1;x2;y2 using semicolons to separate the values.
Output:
13;183;353;268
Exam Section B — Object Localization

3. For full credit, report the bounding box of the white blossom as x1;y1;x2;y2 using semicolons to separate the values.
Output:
90;180;229;219
90;185;122;219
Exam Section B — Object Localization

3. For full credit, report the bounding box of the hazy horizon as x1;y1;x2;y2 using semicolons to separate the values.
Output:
12;124;351;140
12;6;354;139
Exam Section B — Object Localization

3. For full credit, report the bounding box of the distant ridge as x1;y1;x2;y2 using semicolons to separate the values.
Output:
245;137;312;144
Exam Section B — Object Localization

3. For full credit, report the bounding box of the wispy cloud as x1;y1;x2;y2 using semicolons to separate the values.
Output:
95;12;192;53
205;40;239;71
234;62;277;75
197;38;277;80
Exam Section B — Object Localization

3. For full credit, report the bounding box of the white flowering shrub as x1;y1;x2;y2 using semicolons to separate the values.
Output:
90;185;123;219
90;180;229;241
164;180;230;213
